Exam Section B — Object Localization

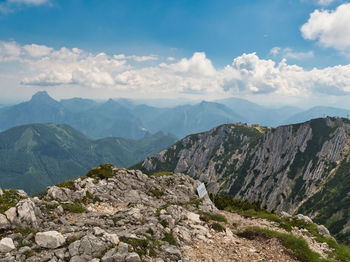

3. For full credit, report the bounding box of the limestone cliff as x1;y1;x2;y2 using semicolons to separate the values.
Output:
136;117;350;243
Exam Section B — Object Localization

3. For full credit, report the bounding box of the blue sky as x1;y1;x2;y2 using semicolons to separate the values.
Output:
1;0;350;108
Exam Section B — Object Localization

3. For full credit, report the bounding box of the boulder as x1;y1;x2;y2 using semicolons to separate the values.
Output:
0;214;10;229
35;231;66;249
318;224;331;238
5;199;40;228
0;238;15;253
296;214;313;224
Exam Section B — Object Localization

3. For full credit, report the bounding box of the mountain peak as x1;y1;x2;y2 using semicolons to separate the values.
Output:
30;91;56;103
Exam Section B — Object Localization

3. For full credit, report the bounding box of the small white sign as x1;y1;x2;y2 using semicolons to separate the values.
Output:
197;183;207;198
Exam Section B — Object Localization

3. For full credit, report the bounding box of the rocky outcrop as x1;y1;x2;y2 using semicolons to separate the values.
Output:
0;166;219;261
0;164;345;261
136;117;350;243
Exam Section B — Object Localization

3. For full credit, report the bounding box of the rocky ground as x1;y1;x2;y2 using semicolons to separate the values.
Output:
0;165;339;261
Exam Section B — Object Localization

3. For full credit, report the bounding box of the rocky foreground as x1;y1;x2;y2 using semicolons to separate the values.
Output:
0;165;347;261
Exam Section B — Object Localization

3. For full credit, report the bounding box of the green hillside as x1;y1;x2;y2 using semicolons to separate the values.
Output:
0;123;176;194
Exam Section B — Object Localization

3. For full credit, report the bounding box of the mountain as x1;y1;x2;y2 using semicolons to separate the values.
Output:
135;117;350;244
1;166;348;261
217;97;303;126
143;101;245;138
0;123;176;194
0;91;66;132
284;106;350;125
0;92;148;139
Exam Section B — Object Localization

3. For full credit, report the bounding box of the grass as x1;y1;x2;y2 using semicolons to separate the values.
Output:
0;189;26;213
150;186;165;198
238;227;325;262
85;164;115;179
62;202;86;213
212;193;350;261
162;232;177;245
150;171;173;177
119;236;158;257
199;211;228;223
56;179;75;190
211;222;226;232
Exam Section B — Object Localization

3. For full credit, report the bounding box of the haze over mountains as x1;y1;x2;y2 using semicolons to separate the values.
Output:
1;91;350;140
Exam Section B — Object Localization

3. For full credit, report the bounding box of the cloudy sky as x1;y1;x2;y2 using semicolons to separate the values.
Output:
1;0;350;108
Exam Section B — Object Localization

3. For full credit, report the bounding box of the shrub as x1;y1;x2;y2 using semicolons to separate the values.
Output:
56;180;75;190
211;222;226;232
86;164;115;179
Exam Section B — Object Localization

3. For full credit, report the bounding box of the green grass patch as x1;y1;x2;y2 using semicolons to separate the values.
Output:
119;236;151;257
162;232;177;245
62;202;86;213
0;189;26;213
56;179;75;190
199;211;228;223
150;171;173;177
150;186;164;198
211;222;226;232
238;227;325;262
85;164;115;179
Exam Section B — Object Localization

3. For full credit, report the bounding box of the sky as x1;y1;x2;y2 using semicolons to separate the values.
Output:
1;0;350;108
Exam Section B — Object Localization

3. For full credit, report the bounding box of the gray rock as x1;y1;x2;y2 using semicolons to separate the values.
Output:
0;214;10;229
0;238;15;253
46;186;71;201
35;231;65;249
101;248;125;262
318;224;331;238
5;199;40;228
125;253;141;262
70;256;89;262
296;214;313;224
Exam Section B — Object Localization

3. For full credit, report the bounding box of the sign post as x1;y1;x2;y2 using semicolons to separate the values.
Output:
197;183;207;198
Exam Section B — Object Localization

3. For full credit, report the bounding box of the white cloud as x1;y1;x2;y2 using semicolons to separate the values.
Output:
2;40;350;98
0;0;49;13
163;52;216;76
7;0;49;5
269;47;314;60
301;3;350;50
317;0;336;6
0;41;21;62
23;44;53;57
113;54;158;62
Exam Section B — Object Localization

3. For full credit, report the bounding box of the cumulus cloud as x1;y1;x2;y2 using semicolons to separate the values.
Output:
2;40;350;98
269;47;314;60
301;3;350;50
162;52;216;76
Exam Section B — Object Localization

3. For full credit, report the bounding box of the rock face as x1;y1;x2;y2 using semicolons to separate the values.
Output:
35;231;66;249
0;237;15;253
136;117;350;243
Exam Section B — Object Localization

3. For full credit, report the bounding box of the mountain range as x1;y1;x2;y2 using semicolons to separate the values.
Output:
1;91;350;139
135;117;350;244
0;123;176;194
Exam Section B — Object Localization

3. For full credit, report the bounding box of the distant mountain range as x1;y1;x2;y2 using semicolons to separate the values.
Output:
1;91;350;139
0;123;176;194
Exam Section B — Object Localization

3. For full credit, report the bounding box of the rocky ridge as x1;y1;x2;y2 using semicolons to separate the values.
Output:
0;165;344;261
135;117;350;243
